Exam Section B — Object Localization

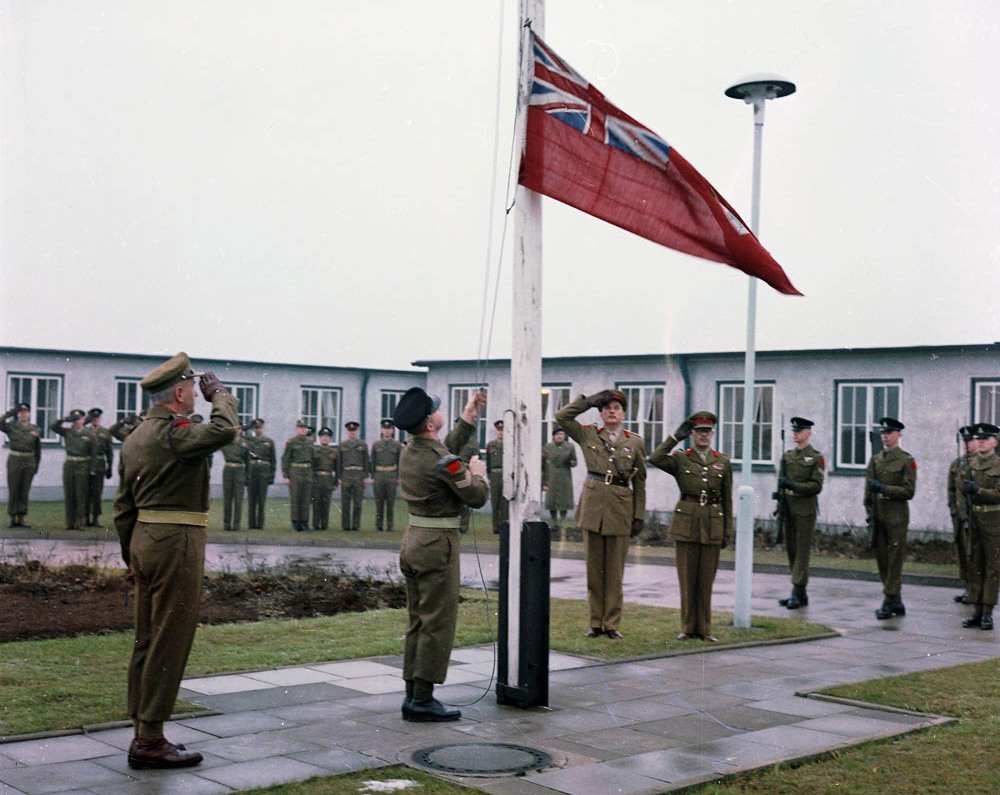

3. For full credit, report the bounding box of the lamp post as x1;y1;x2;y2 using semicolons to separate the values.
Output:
724;74;796;628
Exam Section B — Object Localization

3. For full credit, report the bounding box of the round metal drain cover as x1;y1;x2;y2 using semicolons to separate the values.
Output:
411;742;552;777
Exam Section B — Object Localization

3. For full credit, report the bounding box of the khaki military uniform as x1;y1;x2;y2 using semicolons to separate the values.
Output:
282;435;314;526
398;418;489;684
948;455;972;584
865;446;917;598
245;433;276;528
966;452;1000;607
110;416;142;443
221;439;250;530
371;439;403;531
337;438;369;531
485;438;508;534
778;445;825;588
650;436;732;638
455;430;481;534
543;440;577;519
113;391;238;738
312;445;339;529
556;396;646;633
50;420;94;529
86;426;114;526
1;412;41;522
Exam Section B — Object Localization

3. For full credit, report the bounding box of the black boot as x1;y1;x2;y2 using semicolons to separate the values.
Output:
963;606;983;629
875;599;893;620
401;680;414;714
954;591;970;604
981;607;994;631
778;591;794;607
403;697;461;722
891;598;906;617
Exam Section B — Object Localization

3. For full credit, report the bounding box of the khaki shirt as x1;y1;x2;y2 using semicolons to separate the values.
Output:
337;438;369;480
399;418;489;517
50;420;94;459
313;444;338;477
968;452;1000;532
1;415;41;469
486;439;503;472
779;444;825;517
650;435;733;545
221;439;250;466
87;426;114;476
371;439;403;474
246;433;276;481
282;434;314;476
865;445;917;524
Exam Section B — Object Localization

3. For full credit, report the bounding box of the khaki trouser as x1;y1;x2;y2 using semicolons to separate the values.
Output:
222;467;245;530
874;518;908;597
312;472;336;529
583;530;629;631
6;453;35;517
128;523;206;736
399;526;460;683
86;472;105;524
785;512;816;588
341;476;364;530
953;514;969;583
247;464;270;528
373;473;398;530
288;466;312;524
489;471;508;534
968;523;1000;607
62;459;89;528
675;540;721;637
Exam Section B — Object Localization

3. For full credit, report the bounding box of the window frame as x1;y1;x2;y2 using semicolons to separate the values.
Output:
229;382;260;431
380;389;408;442
300;385;343;442
715;380;776;469
449;384;489;450
615;381;666;451
972;377;1000;425
112;376;152;442
6;372;64;444
833;379;904;474
541;383;572;445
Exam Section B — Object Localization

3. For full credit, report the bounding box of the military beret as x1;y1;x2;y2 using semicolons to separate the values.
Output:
15;402;30;412
190;414;204;424
318;426;333;437
296;419;309;428
877;417;904;433
689;411;717;429
959;425;976;440
88;407;103;418
974;422;999;439
380;419;394;429
68;409;86;421
392;387;441;433
344;420;360;431
494;419;504;429
141;352;195;394
790;416;814;431
552;426;566;437
596;390;627;409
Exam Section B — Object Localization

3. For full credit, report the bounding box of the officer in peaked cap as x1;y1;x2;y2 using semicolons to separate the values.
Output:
866;416;917;620
113;352;238;769
245;419;276;529
2;401;41;527
486;419;508;534
950;424;980;604
84;407;114;527
282;419;314;531
394;386;488;721
312;426;339;530
962;422;1000;630
337;420;369;531
371;419;403;531
50;408;94;529
775;417;825;610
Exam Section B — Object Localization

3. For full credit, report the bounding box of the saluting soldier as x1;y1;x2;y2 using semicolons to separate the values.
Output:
113;353;237;769
866;417;917;620
371;420;403;531
394;387;489;721
948;425;978;604
245;418;276;529
454;419;481;535
283;420;314;532
110;412;143;442
2;402;41;528
543;426;577;531
312;427;339;530
337;421;369;531
220;430;251;531
650;412;732;641
486;420;508;534
961;423;1000;631
775;417;825;610
556;390;646;640
51;409;94;530
84;408;114;527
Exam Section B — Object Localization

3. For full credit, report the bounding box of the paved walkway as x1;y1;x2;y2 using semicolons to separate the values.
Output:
1;542;996;793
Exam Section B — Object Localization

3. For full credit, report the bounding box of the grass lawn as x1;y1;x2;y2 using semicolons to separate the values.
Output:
0;590;829;737
237;766;477;794
694;658;1000;793
1;498;958;579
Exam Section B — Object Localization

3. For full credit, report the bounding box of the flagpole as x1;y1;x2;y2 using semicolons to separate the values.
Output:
725;75;796;629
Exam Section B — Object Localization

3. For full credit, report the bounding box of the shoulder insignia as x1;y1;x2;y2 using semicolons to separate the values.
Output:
436;454;462;475
819;456;826;468
684;448;695;457
911;460;917;470
171;417;190;429
623;429;633;438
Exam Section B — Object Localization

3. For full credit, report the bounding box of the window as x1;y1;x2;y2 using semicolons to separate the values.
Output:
836;381;902;469
230;384;259;429
301;387;341;440
617;383;665;449
380;390;407;442
974;380;1000;425
450;385;489;448
7;373;62;441
717;382;774;464
114;378;152;426
541;385;571;443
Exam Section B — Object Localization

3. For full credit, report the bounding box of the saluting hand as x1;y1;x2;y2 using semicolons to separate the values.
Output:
673;419;694;440
198;371;229;400
468;455;487;479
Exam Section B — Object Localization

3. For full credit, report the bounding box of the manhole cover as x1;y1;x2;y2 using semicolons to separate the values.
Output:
411;742;552;777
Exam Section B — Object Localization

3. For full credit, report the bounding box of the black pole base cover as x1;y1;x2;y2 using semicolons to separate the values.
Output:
496;520;551;708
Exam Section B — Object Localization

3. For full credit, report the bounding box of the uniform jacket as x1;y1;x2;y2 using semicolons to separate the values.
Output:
969;452;1000;534
1;414;41;470
399;418;489;517
555;396;646;536
649;435;733;545
50;421;94;460
543;440;577;511
313;444;339;481
337;438;369;480
486;438;503;471
221;438;250;468
246;433;277;483
87;426;114;477
371;439;403;475
282;434;314;477
779;444;825;517
865;445;917;525
110;417;140;442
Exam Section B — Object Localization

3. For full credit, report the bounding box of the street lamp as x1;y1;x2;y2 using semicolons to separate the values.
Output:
725;74;796;629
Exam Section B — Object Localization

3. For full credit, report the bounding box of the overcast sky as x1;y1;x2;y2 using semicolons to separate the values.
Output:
2;1;998;371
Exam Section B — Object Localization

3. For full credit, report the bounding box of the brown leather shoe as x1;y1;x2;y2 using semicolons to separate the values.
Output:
605;630;624;640
128;738;203;770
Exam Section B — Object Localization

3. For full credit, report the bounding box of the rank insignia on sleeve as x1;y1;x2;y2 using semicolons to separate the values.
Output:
171;418;191;429
911;460;917;470
819;456;826;468
447;459;462;475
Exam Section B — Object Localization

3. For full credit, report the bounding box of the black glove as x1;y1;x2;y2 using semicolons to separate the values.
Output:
963;479;978;495
3;408;15;418
630;518;644;538
869;479;885;494
673;420;693;440
198;371;229;399
586;390;615;409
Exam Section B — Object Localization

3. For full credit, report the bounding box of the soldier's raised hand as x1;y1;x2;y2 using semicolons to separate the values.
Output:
468;455;487;479
673;419;694;440
198;371;229;400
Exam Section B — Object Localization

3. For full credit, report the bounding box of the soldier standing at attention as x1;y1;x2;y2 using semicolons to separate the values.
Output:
245;419;276;529
282;420;314;532
113;353;237;769
338;421;369;531
961;423;1000;630
51;409;94;530
556;390;646;640
650;412;732;641
486;420;508;534
220;430;250;531
775;417;825;610
84;408;114;527
371;420;403;531
543;426;577;532
948;425;978;604
394;387;488;721
312;427;338;530
866;417;917;620
2;402;41;528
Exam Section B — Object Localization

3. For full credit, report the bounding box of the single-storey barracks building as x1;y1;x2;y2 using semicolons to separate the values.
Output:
3;343;998;537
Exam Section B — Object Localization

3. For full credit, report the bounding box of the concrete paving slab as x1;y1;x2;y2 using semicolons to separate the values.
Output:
630;713;743;744
0;759;132;795
175;711;297;738
287;747;387;773
549;653;592;671
477;776;567;795
0;785;26;795
306;660;402;678
0;754;19;770
599;699;698;723
197;757;328;790
793;714;917;738
96;772;232;794
91;750;233;777
745;695;857;718
714;681;791;701
842;707;932;726
741;724;848;754
662;688;752;712
191;730;325;763
527;760;667;795
244;667;341;686
0;736;118;766
261;700;366;723
332;674;407;694
449;647;496;664
84;723;219;752
179;675;275;695
602;747;728;783
684;735;789;771
443;667;494;686
559;726;690;756
184;681;361;713
705;705;802;731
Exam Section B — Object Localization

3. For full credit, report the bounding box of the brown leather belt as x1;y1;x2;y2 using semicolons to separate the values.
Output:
375;465;397;472
681;493;721;506
587;471;631;488
973;505;1000;513
316;470;333;475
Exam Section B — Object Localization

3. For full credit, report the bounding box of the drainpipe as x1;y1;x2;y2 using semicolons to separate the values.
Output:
359;370;370;439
